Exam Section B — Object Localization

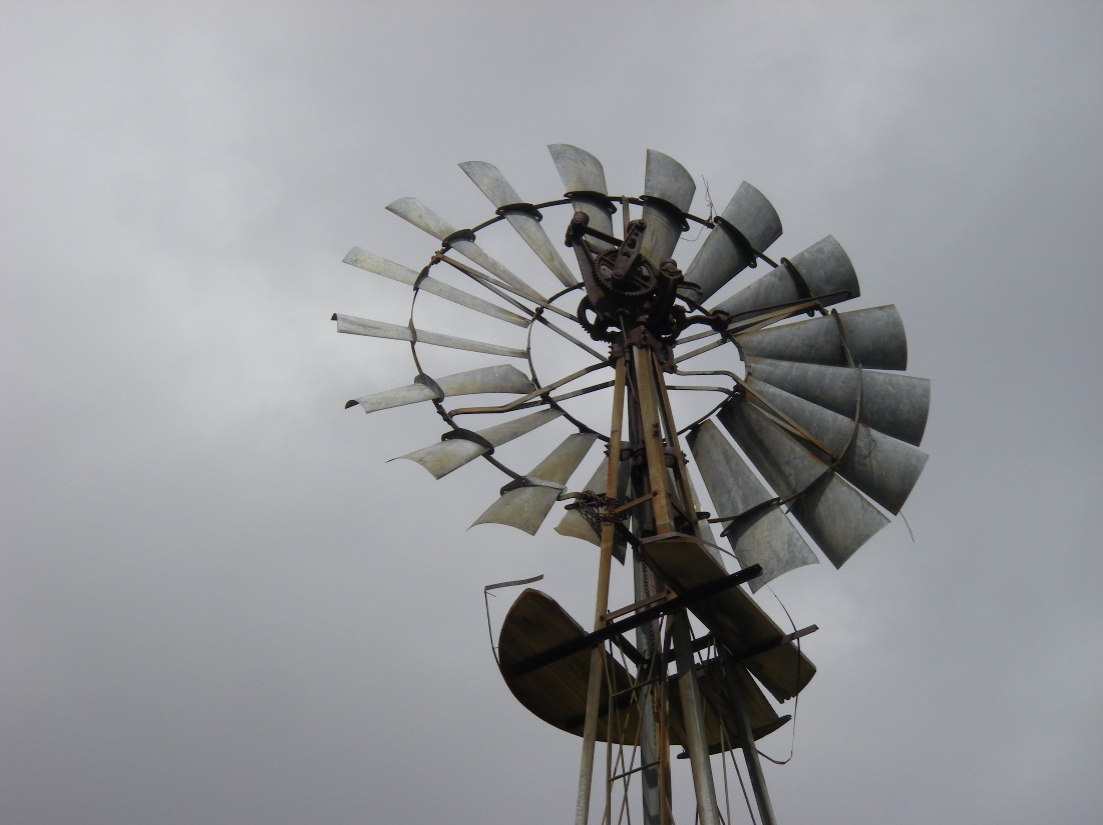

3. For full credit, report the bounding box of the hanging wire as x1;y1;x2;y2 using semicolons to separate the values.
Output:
482;575;544;666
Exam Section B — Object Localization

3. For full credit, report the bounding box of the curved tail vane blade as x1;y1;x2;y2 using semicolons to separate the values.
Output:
689;420;818;590
548;143;615;239
332;314;527;359
684;182;783;303
737;305;908;370
717;398;889;568
473;433;598;535
459;161;577;287
345;364;533;414
744;377;929;515
343;247;529;327
641;150;696;264
397;409;562;479
746;358;930;445
712;235;858;321
385;197;545;303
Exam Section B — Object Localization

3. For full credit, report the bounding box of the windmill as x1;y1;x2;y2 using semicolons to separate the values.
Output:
333;145;930;824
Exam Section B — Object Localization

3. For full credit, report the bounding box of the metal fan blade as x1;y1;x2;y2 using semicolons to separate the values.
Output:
345;364;534;414
342;248;529;328
332;314;527;359
712;235;858;321
746;357;930;445
717;399;889;568
548;143;615;238
473;433;598;535
736;305;908;370
683;182;783;303
385;197;545;303
745;377;929;514
459;161;577;287
555;451;631;563
689;420;818;590
640;149;695;264
397;409;562;479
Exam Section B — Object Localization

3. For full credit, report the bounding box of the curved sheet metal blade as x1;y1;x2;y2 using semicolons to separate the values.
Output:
345;364;533;414
712;235;858;321
683;182;783;303
473;433;598;535
342;248;528;328
459;161;577;287
717;399;889;568
689;420;817;590
548;143;615;237
641;149;695;264
332;314;527;358
397;409;562;479
736;305;908;370
746;357;930;445
554;453;630;564
745;377;929;514
385;197;545;302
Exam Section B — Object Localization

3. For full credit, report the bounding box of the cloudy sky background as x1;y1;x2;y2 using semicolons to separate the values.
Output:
2;2;1101;823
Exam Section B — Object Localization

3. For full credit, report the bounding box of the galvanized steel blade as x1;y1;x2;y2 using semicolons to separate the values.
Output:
345;364;534;414
332;314;527;358
711;235;858;321
688;420;818;590
683;183;783;303
744;377;929;514
473;433;599;535
640;149;695;263
746;357;930;445
717;399;889;568
342;247;529;328
459;161;578;287
397;409;563;479
548;143;615;238
736;305;908;370
385;197;546;303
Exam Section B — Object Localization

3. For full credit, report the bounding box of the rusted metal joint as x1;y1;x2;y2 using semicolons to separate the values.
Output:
564;190;618;215
440;227;477;247
638;194;691;232
441;428;495;455
712;215;762;268
495;201;543;222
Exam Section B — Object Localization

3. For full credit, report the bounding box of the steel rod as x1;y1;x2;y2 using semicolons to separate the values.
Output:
672;612;723;825
721;650;779;825
574;356;627;825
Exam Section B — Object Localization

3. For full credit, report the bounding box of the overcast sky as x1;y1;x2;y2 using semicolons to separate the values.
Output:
2;2;1101;824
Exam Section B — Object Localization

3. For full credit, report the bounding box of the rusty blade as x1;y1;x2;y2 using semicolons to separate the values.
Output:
473;433;598;535
641;149;695;264
548;143;615;240
385;197;546;303
712;235;858;320
332;314;527;359
397;409;563;479
717;398;889;568
736;305;908;370
689;420;817;590
684;182;782;303
342;247;529;328
459;161;577;287
743;377;929;515
746;357;930;445
344;364;533;414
